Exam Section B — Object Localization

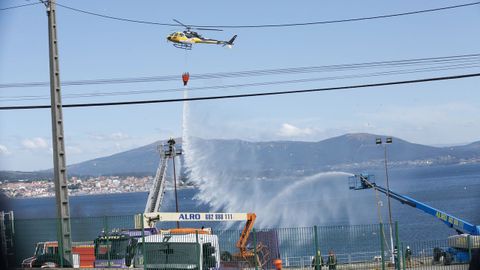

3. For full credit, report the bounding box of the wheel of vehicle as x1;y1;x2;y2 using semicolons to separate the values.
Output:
40;262;58;268
443;252;453;265
221;251;233;262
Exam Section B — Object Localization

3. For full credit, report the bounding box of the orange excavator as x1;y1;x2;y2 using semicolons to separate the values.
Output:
232;213;271;269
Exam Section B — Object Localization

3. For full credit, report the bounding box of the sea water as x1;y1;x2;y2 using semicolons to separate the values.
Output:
5;164;480;232
4;164;480;265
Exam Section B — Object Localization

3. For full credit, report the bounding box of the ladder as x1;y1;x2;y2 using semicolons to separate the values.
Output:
144;153;169;213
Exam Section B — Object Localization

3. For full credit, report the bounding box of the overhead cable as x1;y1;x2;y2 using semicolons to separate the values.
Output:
2;62;479;102
1;72;479;111
0;2;41;11
1;53;480;89
55;2;480;28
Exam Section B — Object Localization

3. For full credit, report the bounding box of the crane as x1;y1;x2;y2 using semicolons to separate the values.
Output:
93;139;182;268
135;141;274;268
144;139;182;213
134;212;273;269
349;173;480;264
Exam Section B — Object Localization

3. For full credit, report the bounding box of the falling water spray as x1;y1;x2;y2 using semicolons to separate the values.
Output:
181;100;371;227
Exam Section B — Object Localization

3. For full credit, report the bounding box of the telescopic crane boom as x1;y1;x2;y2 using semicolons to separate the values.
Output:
144;140;182;213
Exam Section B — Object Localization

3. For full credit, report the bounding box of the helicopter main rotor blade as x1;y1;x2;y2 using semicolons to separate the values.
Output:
173;19;190;29
173;19;223;31
194;27;223;31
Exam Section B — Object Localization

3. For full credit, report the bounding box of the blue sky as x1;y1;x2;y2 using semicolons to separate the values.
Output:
1;0;480;171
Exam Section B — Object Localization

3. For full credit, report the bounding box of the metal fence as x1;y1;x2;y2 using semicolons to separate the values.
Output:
7;215;477;269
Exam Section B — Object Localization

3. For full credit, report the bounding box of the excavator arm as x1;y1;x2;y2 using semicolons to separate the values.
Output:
236;213;256;253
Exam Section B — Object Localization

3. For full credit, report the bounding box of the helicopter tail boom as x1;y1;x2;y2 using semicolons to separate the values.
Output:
222;35;237;47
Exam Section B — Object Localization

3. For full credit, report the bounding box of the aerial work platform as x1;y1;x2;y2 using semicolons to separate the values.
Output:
348;174;376;190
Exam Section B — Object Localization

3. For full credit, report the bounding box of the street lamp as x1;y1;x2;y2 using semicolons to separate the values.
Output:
376;137;394;264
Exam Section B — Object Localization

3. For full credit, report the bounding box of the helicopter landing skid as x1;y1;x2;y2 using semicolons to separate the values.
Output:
173;43;192;50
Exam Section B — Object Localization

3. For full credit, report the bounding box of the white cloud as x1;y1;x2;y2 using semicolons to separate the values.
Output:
277;123;314;137
90;132;130;141
66;146;83;154
0;145;11;155
22;137;49;150
110;132;130;140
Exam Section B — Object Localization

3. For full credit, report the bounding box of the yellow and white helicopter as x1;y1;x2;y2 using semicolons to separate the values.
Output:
167;19;237;50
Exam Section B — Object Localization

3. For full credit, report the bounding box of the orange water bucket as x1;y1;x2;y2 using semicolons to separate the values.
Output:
182;72;190;86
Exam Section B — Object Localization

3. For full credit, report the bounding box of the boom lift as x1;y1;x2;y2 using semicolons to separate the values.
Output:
349;174;480;264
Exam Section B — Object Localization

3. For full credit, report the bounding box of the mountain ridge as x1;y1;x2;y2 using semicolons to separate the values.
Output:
1;133;479;180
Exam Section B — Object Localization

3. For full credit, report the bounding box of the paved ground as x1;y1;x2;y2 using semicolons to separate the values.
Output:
285;262;469;270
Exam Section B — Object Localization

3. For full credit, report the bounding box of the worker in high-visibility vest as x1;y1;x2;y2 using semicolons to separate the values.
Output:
327;250;337;270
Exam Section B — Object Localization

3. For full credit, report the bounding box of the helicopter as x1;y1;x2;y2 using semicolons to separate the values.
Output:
167;19;237;50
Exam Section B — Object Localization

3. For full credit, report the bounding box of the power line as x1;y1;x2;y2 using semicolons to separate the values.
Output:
55;1;480;28
0;2;41;11
2;62;479;102
1;72;479;111
1;53;480;89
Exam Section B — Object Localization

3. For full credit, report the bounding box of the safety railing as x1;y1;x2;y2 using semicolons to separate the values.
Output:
8;215;476;269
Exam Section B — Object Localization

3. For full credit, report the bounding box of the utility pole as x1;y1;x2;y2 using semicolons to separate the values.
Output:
42;0;73;264
376;137;394;264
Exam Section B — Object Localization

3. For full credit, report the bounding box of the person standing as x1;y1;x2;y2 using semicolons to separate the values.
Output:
311;250;323;270
393;246;399;269
327;250;337;270
405;246;412;268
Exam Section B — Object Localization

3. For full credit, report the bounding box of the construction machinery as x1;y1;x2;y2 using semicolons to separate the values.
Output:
133;229;219;270
93;139;181;268
145;138;182;214
93;228;158;268
349;173;480;265
95;137;275;269
21;241;94;268
132;137;274;268
134;212;275;269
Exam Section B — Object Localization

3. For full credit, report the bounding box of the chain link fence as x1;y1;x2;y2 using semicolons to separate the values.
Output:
7;215;477;269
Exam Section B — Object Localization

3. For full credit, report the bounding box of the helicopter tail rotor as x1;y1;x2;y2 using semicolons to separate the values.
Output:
223;35;237;47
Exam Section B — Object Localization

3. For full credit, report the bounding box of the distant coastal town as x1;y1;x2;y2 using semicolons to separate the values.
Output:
1;155;479;199
0;176;193;198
